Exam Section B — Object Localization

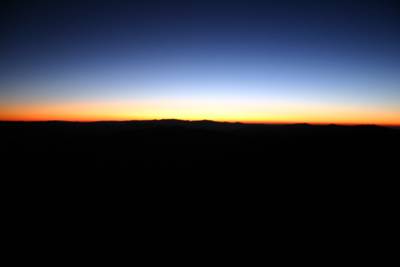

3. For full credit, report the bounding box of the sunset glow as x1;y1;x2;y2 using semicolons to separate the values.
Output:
1;98;399;126
1;1;399;126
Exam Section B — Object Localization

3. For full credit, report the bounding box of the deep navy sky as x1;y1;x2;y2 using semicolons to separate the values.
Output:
1;0;399;122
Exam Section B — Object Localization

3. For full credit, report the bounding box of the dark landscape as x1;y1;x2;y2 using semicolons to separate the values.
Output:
2;120;398;250
2;120;398;176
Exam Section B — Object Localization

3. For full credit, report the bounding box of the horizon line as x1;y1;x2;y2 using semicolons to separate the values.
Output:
1;118;399;127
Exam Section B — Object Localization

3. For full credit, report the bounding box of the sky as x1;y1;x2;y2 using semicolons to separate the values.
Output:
1;0;399;125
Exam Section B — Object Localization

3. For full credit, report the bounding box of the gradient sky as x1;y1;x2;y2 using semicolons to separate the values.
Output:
1;0;399;124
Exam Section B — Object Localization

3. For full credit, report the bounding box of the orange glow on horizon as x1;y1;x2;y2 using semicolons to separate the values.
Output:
1;99;399;126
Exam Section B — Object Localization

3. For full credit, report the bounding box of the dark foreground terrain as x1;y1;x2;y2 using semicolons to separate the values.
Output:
2;119;399;204
2;119;398;175
2;120;398;250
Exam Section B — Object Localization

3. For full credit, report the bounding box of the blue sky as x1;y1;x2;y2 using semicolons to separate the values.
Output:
1;0;399;123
